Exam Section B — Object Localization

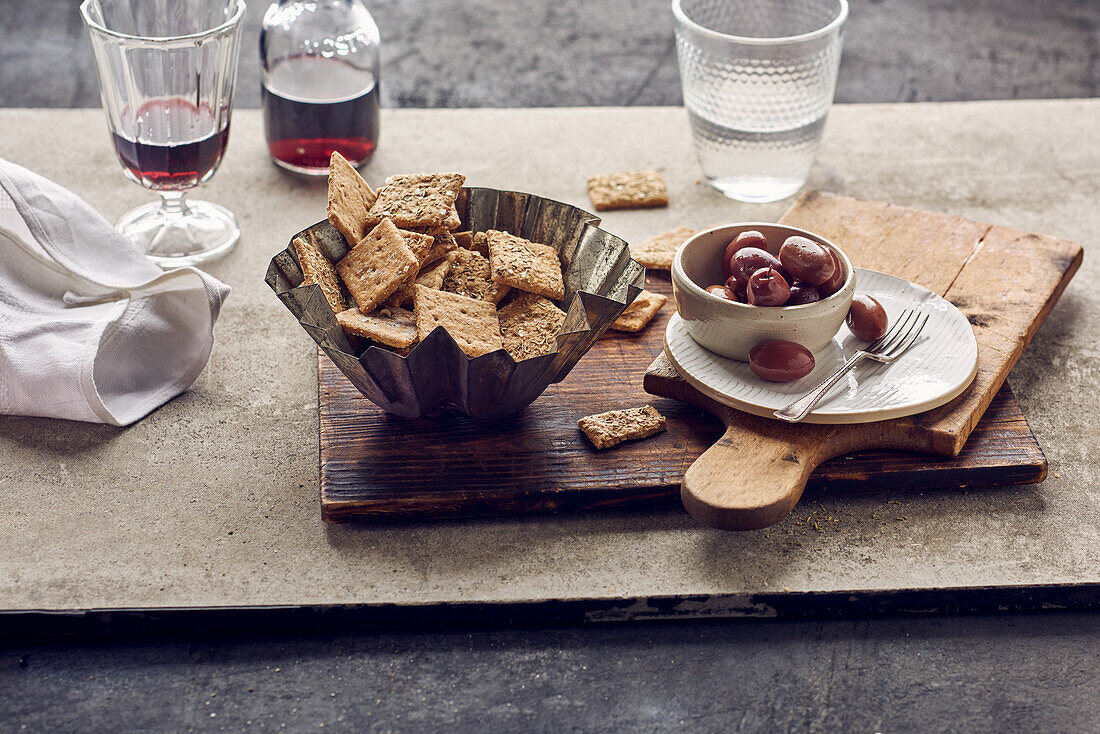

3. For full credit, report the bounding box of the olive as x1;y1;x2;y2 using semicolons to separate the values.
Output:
731;247;786;286
817;247;845;298
778;236;835;286
786;282;821;306
746;267;790;307
724;276;748;303
705;284;738;302
722;230;769;281
748;340;816;382
846;294;888;341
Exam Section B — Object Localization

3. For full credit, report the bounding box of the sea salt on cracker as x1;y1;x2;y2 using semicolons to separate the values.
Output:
442;248;510;303
367;172;465;229
586;170;669;211
630;226;696;270
385;253;455;308
414;285;503;357
486;230;565;301
336;219;419;312
498;292;568;361
578;405;667;450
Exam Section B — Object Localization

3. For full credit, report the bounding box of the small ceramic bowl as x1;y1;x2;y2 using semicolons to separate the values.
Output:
671;222;855;361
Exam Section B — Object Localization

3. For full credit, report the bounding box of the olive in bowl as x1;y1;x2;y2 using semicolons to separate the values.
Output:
670;223;855;362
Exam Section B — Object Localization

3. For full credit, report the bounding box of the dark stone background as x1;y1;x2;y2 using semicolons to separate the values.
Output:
2;0;1099;731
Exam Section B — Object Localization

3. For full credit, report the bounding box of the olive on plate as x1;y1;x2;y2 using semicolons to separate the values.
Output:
748;340;816;382
846;294;888;341
778;236;835;286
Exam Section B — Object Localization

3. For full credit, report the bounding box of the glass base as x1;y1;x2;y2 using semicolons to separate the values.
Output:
115;198;240;268
272;157;331;176
706;175;804;204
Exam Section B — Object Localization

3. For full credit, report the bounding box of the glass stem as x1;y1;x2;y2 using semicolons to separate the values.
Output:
158;190;191;220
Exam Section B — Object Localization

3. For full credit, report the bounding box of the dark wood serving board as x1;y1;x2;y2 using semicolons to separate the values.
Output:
317;193;1075;524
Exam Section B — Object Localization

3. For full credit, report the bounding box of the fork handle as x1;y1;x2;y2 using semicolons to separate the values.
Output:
774;352;867;422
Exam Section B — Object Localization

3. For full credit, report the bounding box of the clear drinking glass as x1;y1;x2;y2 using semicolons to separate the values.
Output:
673;0;847;203
80;0;247;267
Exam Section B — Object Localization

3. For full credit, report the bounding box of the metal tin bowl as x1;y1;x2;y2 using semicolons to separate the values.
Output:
265;187;646;418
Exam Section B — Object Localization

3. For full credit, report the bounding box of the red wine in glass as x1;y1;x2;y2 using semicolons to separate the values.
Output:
111;98;230;191
262;55;380;174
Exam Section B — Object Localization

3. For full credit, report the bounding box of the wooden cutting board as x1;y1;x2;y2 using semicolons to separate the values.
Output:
316;192;1075;524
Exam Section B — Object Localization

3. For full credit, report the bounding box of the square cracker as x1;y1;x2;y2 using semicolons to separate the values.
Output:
398;228;436;265
413;285;503;357
367;172;465;229
326;151;378;245
609;289;667;332
486;230;565;301
422;227;459;266
578;405;667;450
498;292;568;361
293;234;347;314
336;219;419;312
631;226;696;271
586;171;669;211
385;252;454;308
442;248;510;303
336;305;418;348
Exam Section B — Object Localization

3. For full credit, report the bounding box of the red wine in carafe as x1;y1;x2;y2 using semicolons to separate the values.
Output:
262;56;379;174
112;99;229;190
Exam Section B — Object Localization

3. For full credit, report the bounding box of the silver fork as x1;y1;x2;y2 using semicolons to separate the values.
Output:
773;308;929;423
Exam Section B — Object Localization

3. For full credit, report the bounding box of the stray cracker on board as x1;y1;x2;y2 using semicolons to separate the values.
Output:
336;305;418;348
367;172;465;229
413;284;503;357
586;170;669;211
442;248;510;303
336;219;419;312
326;151;378;245
498;292;567;361
293;234;347;314
578;405;667;450
631;226;696;270
609;289;667;332
487;230;565;301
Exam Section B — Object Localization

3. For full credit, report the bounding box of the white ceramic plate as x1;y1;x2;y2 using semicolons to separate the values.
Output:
664;269;979;424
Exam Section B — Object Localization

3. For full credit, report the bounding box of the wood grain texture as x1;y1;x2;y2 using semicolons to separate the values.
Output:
317;190;1064;524
668;192;1080;529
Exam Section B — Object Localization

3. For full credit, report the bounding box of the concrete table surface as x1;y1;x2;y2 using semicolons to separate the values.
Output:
0;101;1098;617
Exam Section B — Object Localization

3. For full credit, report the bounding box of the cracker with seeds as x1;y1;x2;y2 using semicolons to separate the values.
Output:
578;405;667;450
442;206;462;230
630;226;696;271
586;170;669;211
486;230;565;301
442;248;510;303
336;305;418;348
414;285;503;357
398;228;437;265
422;227;459;266
293;234;347;314
336;219;419;312
326;151;378;245
498;292;568;361
367;172;465;229
609;289;667;332
385;253;455;308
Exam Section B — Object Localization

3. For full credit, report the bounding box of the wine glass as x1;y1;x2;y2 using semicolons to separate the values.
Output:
80;0;246;268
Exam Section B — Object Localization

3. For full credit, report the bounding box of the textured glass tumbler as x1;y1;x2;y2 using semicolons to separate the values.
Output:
80;0;246;267
673;0;847;203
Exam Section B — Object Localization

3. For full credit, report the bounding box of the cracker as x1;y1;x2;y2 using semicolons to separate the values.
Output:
385;253;454;308
398;228;437;265
486;230;565;301
609;290;667;332
453;231;474;250
441;248;510;303
578;405;667;450
413;285;503;357
630;226;696;271
336;219;419;312
336;305;418;348
422;227;459;265
293;234;347;314
326;151;378;245
367;172;465;229
498;292;568;361
470;232;489;256
442;206;462;230
586;170;669;211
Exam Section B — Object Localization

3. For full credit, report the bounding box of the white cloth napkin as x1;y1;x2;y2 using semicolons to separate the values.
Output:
0;157;230;426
